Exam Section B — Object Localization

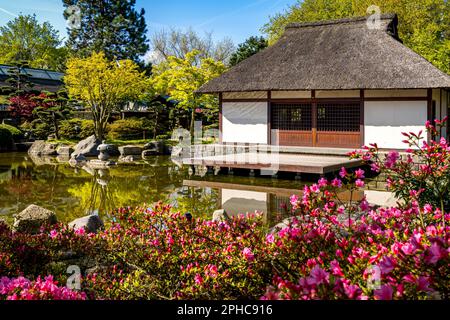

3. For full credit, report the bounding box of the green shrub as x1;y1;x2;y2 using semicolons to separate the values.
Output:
0;127;13;149
0;124;23;141
107;118;148;140
28;120;52;140
59;119;95;140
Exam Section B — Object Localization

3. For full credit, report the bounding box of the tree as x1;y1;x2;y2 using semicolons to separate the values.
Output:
8;94;38;121
64;52;150;140
0;61;35;97
229;36;268;67
149;28;235;65
32;91;72;140
63;0;149;64
0;15;66;71
150;50;226;136
261;0;450;73
2;61;40;121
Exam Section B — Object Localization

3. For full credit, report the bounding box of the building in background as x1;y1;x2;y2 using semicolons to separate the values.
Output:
197;14;450;149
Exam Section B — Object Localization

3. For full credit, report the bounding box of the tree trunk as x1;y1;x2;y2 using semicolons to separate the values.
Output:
53;112;60;140
190;108;195;140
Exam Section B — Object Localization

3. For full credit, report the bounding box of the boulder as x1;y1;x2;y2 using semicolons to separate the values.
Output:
212;209;230;223
68;154;87;167
57;145;73;156
142;149;158;158
143;141;171;156
68;215;104;234
107;144;120;156
71;135;101;158
118;145;143;156
118;155;140;163
13;205;57;234
28;140;58;156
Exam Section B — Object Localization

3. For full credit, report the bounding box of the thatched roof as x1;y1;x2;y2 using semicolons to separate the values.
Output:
198;14;450;93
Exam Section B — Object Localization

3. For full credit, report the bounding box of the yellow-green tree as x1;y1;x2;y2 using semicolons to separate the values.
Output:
64;52;149;140
151;50;226;136
262;0;450;74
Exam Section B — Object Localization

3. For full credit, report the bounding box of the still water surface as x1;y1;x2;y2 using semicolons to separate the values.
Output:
0;153;308;224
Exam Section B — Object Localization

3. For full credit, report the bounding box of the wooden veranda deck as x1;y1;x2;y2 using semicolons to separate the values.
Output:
180;145;363;175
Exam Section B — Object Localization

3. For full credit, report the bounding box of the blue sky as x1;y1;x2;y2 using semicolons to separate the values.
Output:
0;0;295;45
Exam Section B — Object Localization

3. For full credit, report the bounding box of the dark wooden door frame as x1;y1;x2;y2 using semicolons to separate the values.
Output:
268;90;271;145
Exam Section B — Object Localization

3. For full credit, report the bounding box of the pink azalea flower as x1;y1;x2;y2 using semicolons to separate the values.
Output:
242;247;255;261
401;243;415;255
344;283;362;299
266;234;275;244
355;169;365;179
318;178;328;188
194;274;204;285
331;178;342;188
355;179;365;188
417;276;432;292
385;151;399;168
370;162;380;172
49;230;58;239
290;194;299;206
307;265;329;286
379;256;396;274
374;285;393;300
310;184;320;193
330;260;344;277
339;167;347;178
425;242;445;265
359;199;369;211
74;227;86;236
423;204;433;214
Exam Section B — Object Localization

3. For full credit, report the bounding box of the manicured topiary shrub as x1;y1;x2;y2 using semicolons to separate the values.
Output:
59;118;95;140
107;118;147;140
0;124;24;142
0;127;13;150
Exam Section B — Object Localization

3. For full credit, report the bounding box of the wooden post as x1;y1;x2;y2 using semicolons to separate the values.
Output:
267;90;271;145
312;90;317;147
360;89;365;147
427;89;433;143
219;92;223;144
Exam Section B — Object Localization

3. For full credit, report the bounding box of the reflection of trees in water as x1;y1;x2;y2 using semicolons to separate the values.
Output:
86;169;115;216
4;166;34;197
68;157;190;219
175;186;219;219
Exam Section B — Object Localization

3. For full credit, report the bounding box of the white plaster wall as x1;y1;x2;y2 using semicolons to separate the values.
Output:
222;102;268;143
365;89;427;98
316;90;360;98
364;101;427;149
223;91;267;99
271;91;311;99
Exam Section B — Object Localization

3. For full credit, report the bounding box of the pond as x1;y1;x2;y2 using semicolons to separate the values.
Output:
0;152;311;225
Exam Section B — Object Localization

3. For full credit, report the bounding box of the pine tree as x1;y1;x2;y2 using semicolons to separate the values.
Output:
229;36;268;67
0;61;36;97
62;0;149;64
32;91;72;140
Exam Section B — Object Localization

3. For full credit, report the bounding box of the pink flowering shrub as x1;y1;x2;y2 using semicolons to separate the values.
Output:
0;121;448;300
81;204;273;300
350;118;450;218
0;276;86;300
262;173;449;300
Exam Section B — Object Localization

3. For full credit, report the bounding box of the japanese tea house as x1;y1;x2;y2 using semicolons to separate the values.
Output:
197;14;450;150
